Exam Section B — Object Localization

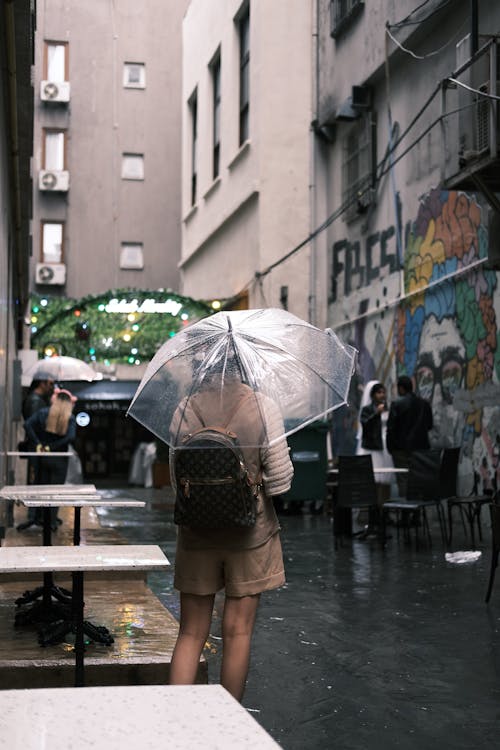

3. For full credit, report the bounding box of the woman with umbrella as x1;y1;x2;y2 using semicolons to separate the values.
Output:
128;309;356;700
167;345;294;701
24;388;77;530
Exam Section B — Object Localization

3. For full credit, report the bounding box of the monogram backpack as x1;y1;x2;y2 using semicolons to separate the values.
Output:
172;397;261;529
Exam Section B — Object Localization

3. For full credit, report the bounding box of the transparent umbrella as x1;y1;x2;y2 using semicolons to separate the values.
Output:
128;308;357;448
25;356;102;382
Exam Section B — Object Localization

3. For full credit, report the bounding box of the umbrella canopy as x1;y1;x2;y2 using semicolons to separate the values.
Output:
25;356;102;383
128;308;356;448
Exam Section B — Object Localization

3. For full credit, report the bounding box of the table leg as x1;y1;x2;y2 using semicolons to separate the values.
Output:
73;507;81;546
72;571;85;687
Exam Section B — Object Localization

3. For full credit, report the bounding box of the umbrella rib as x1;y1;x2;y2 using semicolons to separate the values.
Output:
236;332;354;401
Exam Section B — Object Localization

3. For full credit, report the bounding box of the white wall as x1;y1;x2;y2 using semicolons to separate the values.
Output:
181;0;313;319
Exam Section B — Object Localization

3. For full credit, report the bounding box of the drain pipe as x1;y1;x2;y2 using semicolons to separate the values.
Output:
308;0;319;326
2;0;25;492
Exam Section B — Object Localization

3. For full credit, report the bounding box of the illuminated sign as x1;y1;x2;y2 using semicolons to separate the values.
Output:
76;411;91;427
103;298;183;315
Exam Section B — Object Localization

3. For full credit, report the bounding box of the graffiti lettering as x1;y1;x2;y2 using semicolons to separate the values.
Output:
330;223;404;302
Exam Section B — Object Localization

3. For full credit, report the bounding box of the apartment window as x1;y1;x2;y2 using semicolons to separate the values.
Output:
41;222;64;263
44;41;68;81
121;153;144;180
211;53;221;179
123;62;146;89
43;130;66;170
238;6;250;145
120;243;144;270
189;90;198;206
342;115;375;222
330;0;364;38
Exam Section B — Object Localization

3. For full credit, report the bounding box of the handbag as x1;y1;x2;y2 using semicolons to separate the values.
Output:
17;439;30;458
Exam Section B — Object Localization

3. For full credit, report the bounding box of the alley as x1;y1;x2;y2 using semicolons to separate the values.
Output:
97;487;500;750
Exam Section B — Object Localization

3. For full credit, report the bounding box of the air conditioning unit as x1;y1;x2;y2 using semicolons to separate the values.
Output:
351;85;371;110
40;80;70;103
456;36;499;161
35;263;66;285
38;170;69;192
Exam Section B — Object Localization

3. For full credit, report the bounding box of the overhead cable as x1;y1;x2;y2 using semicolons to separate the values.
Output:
385;20;468;60
389;0;453;28
447;77;500;101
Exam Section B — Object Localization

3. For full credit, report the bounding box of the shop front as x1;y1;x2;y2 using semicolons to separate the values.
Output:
64;380;153;482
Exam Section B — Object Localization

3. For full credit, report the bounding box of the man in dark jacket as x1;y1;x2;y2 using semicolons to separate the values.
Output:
387;375;433;494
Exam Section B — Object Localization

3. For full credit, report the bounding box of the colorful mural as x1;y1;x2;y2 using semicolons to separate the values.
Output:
330;188;500;495
395;188;500;494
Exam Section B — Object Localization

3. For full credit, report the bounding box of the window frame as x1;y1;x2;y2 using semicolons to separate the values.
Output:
211;51;221;180
189;89;198;206
40;220;65;264
121;153;145;181
341;113;376;222
123;62;146;89
43;40;69;81
42;128;67;171
330;0;364;39
120;242;144;270
237;5;250;146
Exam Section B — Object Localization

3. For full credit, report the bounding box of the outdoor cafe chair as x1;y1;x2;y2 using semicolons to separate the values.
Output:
382;449;447;548
485;492;500;603
333;455;380;548
444;446;491;549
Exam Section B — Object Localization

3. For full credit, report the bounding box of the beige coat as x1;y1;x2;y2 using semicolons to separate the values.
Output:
169;381;293;550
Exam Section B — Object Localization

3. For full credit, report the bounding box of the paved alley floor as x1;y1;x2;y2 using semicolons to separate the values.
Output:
96;486;500;750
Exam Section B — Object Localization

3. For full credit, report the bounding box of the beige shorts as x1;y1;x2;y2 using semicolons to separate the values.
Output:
174;532;285;598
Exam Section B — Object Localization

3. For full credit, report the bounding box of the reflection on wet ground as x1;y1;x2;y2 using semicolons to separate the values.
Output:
97;488;500;749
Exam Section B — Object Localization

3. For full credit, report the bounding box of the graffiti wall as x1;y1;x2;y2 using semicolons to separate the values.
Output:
330;188;500;495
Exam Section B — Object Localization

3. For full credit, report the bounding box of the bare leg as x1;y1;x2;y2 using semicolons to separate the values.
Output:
220;594;260;702
170;592;215;686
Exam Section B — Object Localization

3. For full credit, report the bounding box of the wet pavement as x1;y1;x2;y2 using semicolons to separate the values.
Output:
96;486;500;749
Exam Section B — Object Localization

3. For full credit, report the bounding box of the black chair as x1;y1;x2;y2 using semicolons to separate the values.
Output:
485;493;500;603
382;449;447;548
333;455;380;548
445;449;491;548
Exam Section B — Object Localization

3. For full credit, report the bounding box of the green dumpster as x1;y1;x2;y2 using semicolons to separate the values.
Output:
282;421;329;506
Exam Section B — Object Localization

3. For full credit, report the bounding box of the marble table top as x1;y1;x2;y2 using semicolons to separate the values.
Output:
0;484;97;496
0;545;169;573
21;496;145;508
0;484;144;507
6;451;72;457
328;467;408;474
0;684;278;749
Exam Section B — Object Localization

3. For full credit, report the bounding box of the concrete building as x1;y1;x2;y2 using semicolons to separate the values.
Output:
32;0;188;300
316;0;500;492
180;0;314;321
0;0;35;523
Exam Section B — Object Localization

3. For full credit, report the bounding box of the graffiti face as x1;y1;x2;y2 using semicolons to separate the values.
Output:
415;316;466;448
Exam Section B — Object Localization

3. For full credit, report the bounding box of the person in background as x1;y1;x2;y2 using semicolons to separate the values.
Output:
356;380;394;536
24;388;77;531
387;375;433;494
357;380;394;509
17;376;55;531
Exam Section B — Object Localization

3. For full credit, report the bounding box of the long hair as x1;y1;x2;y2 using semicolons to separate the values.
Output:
46;391;74;435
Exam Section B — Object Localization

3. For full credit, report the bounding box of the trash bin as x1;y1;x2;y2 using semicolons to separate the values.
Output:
282;421;329;511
